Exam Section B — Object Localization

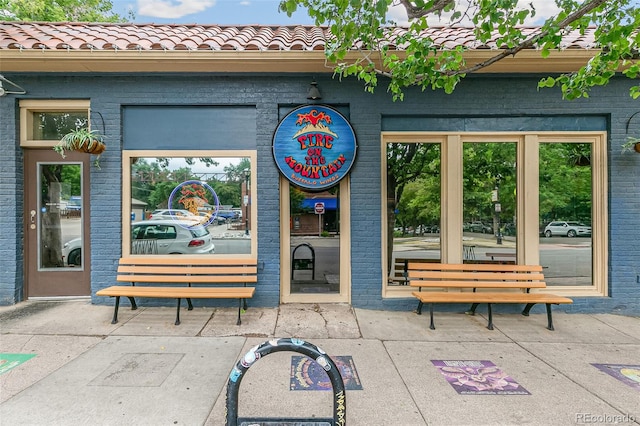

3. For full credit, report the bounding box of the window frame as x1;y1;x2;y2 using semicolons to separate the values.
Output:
20;100;91;148
122;150;258;259
381;131;607;299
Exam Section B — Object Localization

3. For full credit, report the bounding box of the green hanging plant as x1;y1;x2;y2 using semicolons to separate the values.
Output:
622;137;640;153
53;128;106;168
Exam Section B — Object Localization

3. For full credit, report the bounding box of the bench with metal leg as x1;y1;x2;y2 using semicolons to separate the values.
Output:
97;257;257;325
409;263;572;330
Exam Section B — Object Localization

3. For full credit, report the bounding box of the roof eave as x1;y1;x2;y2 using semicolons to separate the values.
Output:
0;49;599;74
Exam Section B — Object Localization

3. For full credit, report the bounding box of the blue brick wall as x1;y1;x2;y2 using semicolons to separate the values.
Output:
0;98;23;304
1;73;639;314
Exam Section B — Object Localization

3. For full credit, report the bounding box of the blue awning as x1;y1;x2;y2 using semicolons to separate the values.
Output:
301;197;337;210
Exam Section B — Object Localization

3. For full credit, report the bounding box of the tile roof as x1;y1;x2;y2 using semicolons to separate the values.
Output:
0;21;598;52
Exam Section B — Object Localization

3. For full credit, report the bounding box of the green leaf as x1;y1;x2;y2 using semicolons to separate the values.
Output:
285;0;640;102
538;77;556;88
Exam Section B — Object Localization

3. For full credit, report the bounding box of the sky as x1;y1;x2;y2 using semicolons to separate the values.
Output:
112;0;557;26
112;0;316;25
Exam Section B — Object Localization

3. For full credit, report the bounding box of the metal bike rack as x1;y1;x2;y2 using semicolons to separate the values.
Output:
225;338;346;426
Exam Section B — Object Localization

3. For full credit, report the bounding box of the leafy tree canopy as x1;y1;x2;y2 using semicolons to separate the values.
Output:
0;0;131;22
280;0;640;101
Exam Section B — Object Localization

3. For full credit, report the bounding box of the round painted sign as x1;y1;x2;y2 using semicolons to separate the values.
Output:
272;105;357;191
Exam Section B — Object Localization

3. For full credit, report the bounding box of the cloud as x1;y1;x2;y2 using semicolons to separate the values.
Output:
137;0;217;19
388;3;409;26
524;0;560;25
387;0;560;27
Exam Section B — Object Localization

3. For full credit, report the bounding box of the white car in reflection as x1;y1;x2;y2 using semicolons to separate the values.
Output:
543;221;592;238
62;238;82;266
62;219;215;265
131;219;215;254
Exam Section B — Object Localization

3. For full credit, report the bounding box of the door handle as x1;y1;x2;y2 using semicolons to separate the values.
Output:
30;210;36;223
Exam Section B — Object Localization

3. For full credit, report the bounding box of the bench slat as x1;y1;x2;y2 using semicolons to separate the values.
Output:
412;291;573;304
97;286;255;299
409;280;546;288
119;257;256;266
117;274;258;283
408;262;542;272
118;265;257;275
409;271;544;281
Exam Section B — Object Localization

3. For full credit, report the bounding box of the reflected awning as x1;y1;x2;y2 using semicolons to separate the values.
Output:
301;197;337;210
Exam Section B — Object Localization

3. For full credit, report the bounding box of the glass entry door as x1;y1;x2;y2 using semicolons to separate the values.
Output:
24;149;90;297
281;178;350;303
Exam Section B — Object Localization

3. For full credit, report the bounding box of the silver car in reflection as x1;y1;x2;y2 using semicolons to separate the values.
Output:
543;221;591;238
62;238;82;266
132;219;215;254
62;219;214;265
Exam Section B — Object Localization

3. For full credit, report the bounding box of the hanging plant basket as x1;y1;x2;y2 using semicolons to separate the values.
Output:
53;128;106;167
622;137;640;154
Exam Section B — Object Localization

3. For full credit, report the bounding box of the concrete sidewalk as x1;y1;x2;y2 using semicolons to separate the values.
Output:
1;300;639;425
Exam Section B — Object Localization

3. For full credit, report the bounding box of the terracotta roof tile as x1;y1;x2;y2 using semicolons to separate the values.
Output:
0;21;598;53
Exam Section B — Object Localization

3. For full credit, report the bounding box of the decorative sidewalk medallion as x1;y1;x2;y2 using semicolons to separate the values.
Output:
290;355;362;391
273;105;357;191
0;353;36;375
432;360;530;395
592;364;640;391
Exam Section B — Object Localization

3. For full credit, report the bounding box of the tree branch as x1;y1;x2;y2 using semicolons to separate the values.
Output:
397;0;455;19
446;0;608;75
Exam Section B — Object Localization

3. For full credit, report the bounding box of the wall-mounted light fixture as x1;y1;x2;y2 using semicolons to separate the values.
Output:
0;74;27;96
307;80;322;100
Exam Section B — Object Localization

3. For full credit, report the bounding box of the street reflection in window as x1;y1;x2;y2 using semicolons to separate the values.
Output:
128;156;252;255
385;142;441;286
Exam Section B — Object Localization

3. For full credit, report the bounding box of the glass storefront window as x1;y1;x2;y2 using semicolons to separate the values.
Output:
125;154;255;256
38;163;83;268
382;132;606;297
463;142;517;263
33;112;88;140
385;142;441;286
539;142;593;285
289;185;340;294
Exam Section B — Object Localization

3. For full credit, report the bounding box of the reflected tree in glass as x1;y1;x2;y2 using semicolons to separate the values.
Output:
40;164;81;268
463;143;516;238
539;142;593;286
129;156;252;255
386;143;440;274
539;143;592;225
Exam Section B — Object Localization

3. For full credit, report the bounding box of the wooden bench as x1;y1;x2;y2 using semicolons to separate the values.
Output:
408;263;572;331
485;252;517;261
389;257;411;286
389;258;438;286
96;257;257;326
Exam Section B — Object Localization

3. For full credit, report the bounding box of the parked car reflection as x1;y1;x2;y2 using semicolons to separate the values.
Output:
148;209;198;220
543;221;591;238
62;219;215;265
62;238;82;266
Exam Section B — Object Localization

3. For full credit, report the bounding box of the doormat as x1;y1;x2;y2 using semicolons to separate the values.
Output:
290;355;362;391
0;353;37;375
592;364;640;391
432;360;530;395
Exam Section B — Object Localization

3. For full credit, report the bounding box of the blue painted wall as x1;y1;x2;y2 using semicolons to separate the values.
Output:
1;73;639;314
